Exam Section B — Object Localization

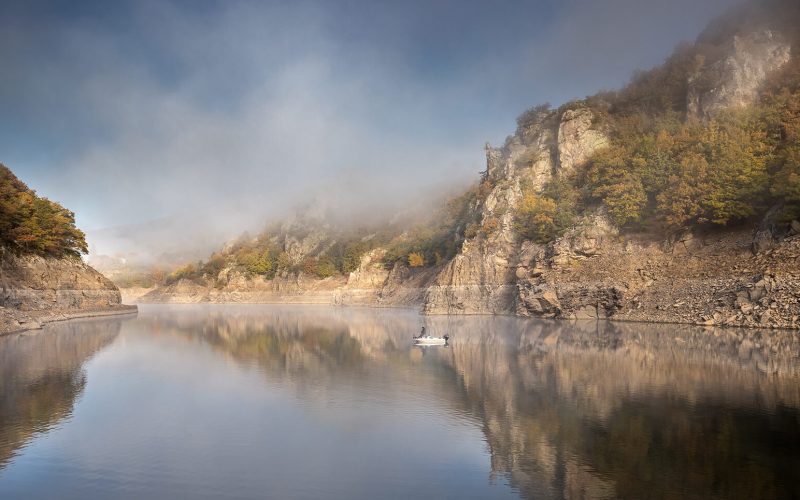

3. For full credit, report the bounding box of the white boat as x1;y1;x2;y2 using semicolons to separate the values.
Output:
413;335;449;346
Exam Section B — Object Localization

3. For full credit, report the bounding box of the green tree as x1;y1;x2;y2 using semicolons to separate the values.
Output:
315;255;337;278
237;249;273;276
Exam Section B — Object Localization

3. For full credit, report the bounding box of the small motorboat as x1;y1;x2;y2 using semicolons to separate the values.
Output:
414;334;450;346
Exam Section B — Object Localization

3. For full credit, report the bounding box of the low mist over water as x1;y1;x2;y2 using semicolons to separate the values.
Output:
0;305;797;499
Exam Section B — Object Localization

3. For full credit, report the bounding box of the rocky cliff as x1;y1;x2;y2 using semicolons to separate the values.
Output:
424;106;611;315
135;0;800;329
0;250;135;334
421;82;800;326
688;30;791;119
421;3;800;328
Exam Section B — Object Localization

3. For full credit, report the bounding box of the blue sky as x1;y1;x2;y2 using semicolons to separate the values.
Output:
0;0;740;251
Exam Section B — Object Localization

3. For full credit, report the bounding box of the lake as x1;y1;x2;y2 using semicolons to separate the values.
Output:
0;304;798;499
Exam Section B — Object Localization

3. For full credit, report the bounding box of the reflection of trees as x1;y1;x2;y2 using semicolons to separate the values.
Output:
0;319;121;468
140;306;800;499
141;305;471;412
145;308;369;381
440;319;800;499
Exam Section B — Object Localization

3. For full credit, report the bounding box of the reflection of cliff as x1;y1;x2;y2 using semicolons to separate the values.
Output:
0;319;121;468
138;306;800;499
439;319;800;499
144;307;370;377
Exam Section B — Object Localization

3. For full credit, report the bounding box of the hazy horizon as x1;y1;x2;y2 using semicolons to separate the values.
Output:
1;0;742;260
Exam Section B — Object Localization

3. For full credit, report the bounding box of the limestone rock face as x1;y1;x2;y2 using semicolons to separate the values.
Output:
284;229;328;266
423;106;608;316
0;251;130;334
131;16;800;329
549;212;618;267
516;285;561;317
0;252;121;310
334;250;391;305
424;139;528;314
557;108;609;175
514;212;625;319
346;249;390;289
424;238;519;314
688;30;791;119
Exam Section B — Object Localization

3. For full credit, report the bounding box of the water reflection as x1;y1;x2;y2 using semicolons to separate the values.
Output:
0;318;121;468
136;306;800;499
437;319;800;499
0;305;798;499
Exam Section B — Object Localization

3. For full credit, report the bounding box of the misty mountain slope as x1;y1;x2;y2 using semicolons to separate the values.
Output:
140;0;800;329
137;196;472;305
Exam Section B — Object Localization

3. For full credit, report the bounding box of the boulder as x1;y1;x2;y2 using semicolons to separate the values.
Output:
516;286;561;318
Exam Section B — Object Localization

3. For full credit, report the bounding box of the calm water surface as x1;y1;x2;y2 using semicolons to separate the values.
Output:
0;304;798;499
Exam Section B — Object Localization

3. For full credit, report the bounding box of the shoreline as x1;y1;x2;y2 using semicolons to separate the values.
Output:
133;300;800;331
0;305;139;336
3;297;797;335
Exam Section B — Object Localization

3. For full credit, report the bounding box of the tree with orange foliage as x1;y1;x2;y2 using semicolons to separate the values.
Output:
407;252;425;268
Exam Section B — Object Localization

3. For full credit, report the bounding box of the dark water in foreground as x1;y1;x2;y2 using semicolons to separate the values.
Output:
0;305;798;499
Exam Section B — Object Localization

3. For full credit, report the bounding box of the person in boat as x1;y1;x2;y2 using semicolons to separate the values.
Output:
418;326;426;338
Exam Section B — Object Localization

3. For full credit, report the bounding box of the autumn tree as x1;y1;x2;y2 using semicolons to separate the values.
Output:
655;152;710;228
585;146;647;227
301;256;318;275
408;252;425;267
516;191;558;243
764;89;800;221
0;164;88;257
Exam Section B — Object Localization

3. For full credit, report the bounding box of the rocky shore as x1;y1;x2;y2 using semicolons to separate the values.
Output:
0;305;137;336
0;251;137;335
130;220;800;330
513;220;800;330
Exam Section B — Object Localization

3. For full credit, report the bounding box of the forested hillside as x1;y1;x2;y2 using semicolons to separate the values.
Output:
0;164;87;258
516;0;800;243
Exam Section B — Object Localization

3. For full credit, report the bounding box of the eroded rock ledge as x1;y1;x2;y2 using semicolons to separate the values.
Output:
1;251;136;335
513;216;800;329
